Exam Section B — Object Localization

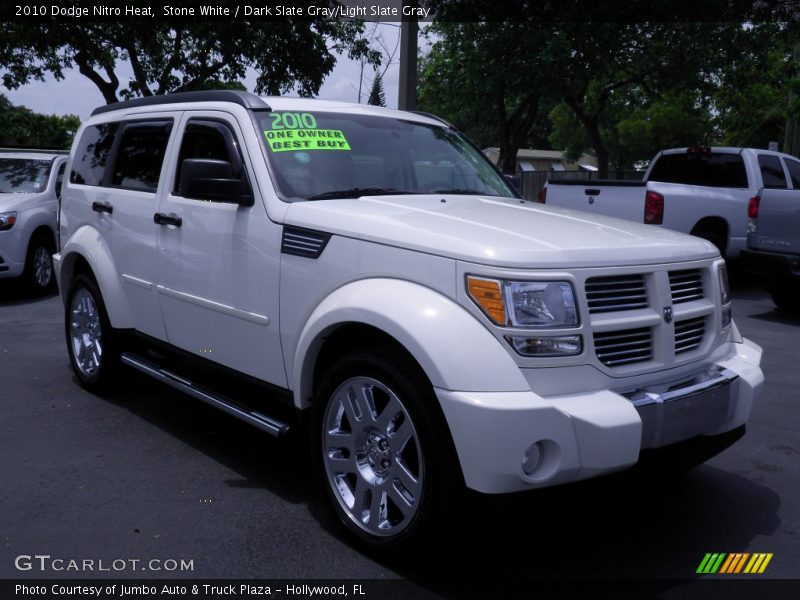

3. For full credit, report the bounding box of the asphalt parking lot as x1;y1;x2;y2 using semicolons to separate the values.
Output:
1;275;798;593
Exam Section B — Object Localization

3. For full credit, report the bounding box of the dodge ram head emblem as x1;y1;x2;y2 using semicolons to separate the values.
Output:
663;306;673;324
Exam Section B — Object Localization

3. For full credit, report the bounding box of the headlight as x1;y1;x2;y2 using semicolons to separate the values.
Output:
0;211;17;231
467;276;579;328
718;264;732;327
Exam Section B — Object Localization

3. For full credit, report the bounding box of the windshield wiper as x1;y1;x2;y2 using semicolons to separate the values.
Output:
306;187;416;200
429;188;487;195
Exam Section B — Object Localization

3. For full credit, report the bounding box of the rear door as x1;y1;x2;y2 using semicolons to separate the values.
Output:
154;111;286;387
750;155;800;254
67;117;175;340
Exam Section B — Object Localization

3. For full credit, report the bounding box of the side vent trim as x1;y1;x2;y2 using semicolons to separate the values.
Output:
281;226;331;259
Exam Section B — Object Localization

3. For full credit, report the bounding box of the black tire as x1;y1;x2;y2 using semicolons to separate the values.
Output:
64;273;120;391
312;347;460;552
22;233;55;293
770;287;800;313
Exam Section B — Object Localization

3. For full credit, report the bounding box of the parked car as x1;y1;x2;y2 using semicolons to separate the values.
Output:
541;146;799;259
741;185;800;311
55;91;763;550
0;149;67;291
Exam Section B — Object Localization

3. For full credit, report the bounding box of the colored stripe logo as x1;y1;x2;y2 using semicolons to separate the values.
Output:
697;553;773;574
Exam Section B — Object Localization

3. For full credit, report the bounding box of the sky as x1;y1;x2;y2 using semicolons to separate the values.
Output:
3;22;406;121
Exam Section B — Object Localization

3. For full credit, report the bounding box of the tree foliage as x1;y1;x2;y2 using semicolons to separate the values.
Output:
0;94;80;148
419;15;562;172
367;72;386;107
0;1;378;104
419;5;794;176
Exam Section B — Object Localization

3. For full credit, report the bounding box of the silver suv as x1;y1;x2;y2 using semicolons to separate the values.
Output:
0;149;67;292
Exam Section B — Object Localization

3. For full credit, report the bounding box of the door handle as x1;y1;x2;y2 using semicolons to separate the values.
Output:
153;213;182;227
92;201;113;214
584;189;601;196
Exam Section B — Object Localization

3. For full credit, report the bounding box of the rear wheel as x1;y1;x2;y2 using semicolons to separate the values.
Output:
313;347;459;552
770;287;800;313
65;274;119;390
23;234;55;293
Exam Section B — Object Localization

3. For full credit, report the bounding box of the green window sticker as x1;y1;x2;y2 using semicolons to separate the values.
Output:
264;129;351;152
264;112;351;152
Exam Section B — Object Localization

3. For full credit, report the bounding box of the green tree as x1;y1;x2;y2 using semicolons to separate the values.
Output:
367;72;386;107
0;1;377;104
419;16;560;172
0;94;80;148
712;24;792;149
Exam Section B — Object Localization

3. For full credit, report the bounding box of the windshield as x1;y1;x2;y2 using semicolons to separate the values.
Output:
0;158;53;193
257;111;515;201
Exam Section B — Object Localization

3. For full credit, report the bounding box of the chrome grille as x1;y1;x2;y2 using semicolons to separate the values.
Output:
675;317;705;354
669;269;704;304
594;328;653;367
585;274;648;314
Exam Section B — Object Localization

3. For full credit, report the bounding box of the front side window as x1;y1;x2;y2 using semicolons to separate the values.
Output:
758;154;788;189
0;158;52;193
785;157;800;188
111;121;173;192
257;111;515;201
70;123;119;186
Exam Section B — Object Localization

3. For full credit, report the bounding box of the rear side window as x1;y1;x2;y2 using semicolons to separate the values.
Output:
785;157;800;188
70;123;119;186
758;154;788;189
648;152;749;188
111;121;173;192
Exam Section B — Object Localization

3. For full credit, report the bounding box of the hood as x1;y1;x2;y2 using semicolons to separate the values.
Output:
284;194;717;269
0;192;44;212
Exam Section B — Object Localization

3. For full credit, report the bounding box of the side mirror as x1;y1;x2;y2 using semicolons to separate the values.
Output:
177;158;254;206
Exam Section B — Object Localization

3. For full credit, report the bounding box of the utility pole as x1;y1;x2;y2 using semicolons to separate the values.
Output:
398;9;418;110
784;38;800;156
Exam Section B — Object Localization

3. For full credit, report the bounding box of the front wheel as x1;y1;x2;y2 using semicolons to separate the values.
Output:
65;274;119;390
314;348;458;551
23;234;55;293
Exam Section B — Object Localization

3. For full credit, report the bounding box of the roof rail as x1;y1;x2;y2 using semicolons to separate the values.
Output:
409;110;453;128
0;146;69;154
91;90;271;116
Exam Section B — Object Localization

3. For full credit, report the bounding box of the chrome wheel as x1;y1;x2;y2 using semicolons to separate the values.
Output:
322;376;424;537
69;288;103;378
32;245;53;288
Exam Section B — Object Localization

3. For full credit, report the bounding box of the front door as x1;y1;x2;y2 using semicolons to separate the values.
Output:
155;112;286;387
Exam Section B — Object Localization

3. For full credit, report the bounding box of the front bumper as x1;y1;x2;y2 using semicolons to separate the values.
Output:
436;338;763;494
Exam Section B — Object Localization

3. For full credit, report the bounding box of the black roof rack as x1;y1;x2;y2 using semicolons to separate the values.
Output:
0;145;69;154
91;90;271;116
410;110;453;128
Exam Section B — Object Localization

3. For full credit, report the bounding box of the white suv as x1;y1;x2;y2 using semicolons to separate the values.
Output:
55;91;764;550
0;149;67;291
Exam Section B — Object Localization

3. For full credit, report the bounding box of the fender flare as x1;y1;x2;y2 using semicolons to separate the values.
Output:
58;225;135;329
291;278;529;409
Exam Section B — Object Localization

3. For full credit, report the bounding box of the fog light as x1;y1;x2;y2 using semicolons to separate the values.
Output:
522;442;543;475
506;334;582;357
722;306;732;328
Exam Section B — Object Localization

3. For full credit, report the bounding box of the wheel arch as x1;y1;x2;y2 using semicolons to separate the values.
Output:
58;226;135;328
291;278;529;410
690;216;729;253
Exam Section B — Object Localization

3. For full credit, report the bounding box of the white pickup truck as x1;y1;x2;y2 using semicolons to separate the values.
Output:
55;93;763;551
542;147;800;259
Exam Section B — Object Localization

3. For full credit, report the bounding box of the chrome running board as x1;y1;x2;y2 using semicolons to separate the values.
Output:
120;352;290;437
